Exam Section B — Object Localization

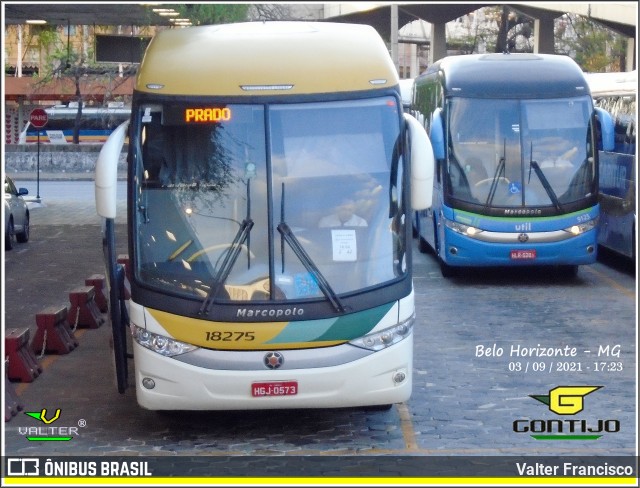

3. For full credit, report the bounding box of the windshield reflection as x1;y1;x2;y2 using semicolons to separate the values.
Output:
133;98;405;303
447;96;595;209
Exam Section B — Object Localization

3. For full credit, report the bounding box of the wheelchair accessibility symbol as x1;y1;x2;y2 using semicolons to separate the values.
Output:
509;182;522;194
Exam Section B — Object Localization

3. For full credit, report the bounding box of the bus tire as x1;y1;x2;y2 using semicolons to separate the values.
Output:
363;403;393;412
418;236;431;254
439;258;456;278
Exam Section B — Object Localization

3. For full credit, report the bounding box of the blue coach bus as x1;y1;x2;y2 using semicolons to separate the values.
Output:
586;71;636;262
411;53;615;277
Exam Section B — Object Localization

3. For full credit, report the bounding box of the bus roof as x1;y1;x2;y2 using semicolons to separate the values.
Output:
136;21;398;97
584;70;637;97
419;53;590;99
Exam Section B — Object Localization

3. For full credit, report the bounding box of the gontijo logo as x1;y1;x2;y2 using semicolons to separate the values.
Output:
513;385;621;440
530;385;602;415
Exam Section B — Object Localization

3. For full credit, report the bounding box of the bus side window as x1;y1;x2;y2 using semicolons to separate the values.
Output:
624;119;635;154
142;118;168;186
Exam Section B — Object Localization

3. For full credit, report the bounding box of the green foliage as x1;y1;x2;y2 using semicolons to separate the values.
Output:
558;14;627;72
445;8;627;71
35;26;59;51
29;25;137;143
169;4;250;25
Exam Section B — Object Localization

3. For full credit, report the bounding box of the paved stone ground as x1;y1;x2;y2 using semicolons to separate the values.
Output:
3;182;637;480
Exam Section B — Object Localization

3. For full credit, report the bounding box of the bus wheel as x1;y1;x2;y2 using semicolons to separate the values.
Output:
418;236;431;254
363;403;393;412
439;258;456;278
562;265;579;278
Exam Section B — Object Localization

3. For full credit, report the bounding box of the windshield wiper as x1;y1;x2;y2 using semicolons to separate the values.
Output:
528;143;563;212
484;139;507;209
277;183;345;313
199;180;254;315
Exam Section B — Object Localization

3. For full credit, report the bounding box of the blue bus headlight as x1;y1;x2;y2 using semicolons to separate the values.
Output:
349;316;414;351
564;217;598;235
131;325;198;357
444;217;482;237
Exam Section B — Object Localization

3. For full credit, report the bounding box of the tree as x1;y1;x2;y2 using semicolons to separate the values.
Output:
249;4;297;21
34;25;137;144
169;4;249;25
491;6;534;53
445;7;627;72
556;14;628;72
445;7;534;56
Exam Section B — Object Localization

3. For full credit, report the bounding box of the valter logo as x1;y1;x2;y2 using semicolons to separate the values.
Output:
514;385;620;440
19;408;81;441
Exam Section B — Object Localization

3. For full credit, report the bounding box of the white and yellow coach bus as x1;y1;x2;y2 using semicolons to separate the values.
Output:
95;21;434;411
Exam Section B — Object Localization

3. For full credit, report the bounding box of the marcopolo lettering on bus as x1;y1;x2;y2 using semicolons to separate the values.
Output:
236;307;304;318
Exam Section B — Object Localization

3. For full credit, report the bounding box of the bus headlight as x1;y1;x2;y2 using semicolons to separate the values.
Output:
349;316;414;351
131;325;198;357
444;217;482;237
564;217;598;235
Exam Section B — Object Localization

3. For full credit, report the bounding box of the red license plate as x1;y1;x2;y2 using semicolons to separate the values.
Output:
510;249;537;260
252;381;298;397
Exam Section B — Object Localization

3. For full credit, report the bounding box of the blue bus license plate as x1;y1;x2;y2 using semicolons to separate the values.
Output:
510;249;536;260
252;381;298;397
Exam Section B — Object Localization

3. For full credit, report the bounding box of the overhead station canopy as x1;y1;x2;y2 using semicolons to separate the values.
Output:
3;2;636;38
326;3;636;40
3;2;175;26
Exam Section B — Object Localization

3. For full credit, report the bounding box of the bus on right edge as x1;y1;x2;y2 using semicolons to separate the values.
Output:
585;70;636;263
411;53;616;277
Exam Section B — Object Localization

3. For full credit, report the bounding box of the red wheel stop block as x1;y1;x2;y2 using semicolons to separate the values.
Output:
5;327;42;382
5;359;25;421
33;306;79;355
68;286;106;329
85;274;108;313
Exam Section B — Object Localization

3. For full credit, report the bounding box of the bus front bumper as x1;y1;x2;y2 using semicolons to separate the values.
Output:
442;227;598;267
131;338;413;410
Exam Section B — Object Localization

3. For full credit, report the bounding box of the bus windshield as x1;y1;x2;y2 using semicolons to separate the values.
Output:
446;96;595;209
134;96;404;304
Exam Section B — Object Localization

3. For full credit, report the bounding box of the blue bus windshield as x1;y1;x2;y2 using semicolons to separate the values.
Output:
446;96;595;209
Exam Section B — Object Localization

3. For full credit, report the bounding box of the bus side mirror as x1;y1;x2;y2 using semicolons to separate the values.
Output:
95;120;129;219
594;107;615;151
405;113;434;211
430;108;445;160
